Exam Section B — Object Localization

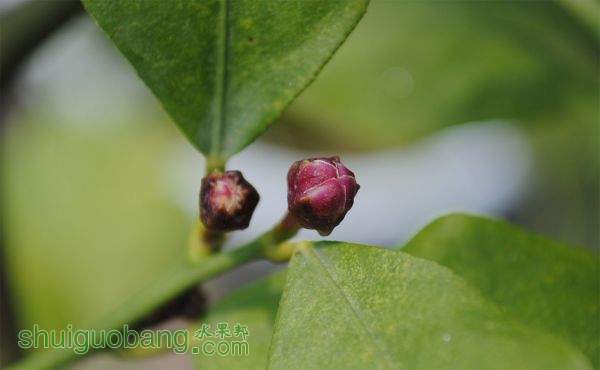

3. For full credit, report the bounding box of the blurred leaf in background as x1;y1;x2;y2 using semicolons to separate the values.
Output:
516;99;599;249
1;117;190;332
269;0;596;150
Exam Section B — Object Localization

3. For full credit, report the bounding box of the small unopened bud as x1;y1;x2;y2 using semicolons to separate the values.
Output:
287;156;359;236
200;171;259;232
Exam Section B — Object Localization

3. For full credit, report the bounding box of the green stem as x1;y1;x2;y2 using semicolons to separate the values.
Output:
6;215;300;370
205;157;225;174
262;213;302;262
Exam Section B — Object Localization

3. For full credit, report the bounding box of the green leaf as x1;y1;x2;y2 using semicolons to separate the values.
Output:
268;242;591;370
403;213;600;368
190;272;284;369
2;121;189;331
268;0;597;151
82;0;369;161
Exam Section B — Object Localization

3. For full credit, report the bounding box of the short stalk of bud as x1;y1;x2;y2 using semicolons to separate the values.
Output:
260;212;302;262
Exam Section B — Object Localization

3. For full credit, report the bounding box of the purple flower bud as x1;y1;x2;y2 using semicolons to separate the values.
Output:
200;171;259;232
287;156;359;236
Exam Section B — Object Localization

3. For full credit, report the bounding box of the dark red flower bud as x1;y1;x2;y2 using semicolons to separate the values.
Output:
200;171;259;232
287;156;359;236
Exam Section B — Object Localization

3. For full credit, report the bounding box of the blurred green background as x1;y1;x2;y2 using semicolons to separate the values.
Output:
0;1;597;369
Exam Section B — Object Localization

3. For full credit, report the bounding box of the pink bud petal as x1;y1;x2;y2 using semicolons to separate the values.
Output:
339;175;359;209
304;178;346;219
295;159;338;194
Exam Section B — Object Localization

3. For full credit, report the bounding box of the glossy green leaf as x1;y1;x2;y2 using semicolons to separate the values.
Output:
268;242;591;370
403;213;600;368
82;0;369;161
190;272;284;369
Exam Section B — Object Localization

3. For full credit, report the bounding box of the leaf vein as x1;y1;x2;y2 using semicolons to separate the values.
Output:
211;0;229;158
300;246;397;370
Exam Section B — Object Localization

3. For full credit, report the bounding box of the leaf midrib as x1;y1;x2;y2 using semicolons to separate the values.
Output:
299;246;398;370
210;0;229;158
